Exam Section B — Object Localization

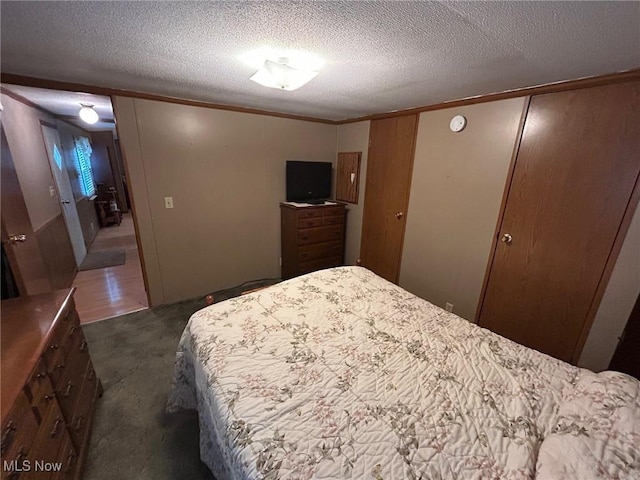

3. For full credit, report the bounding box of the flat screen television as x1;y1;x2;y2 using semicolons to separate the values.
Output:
286;161;332;203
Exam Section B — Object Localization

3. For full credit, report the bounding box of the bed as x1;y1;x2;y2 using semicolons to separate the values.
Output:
167;266;640;479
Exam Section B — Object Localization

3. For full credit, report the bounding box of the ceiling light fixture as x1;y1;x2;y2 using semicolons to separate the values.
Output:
250;58;319;91
241;48;324;91
78;104;99;124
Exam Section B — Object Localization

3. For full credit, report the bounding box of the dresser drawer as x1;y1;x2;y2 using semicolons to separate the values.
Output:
296;208;322;219
55;363;87;423
45;310;78;359
297;217;323;229
69;362;98;450
298;241;343;263
31;376;57;424
25;359;49;405
27;399;68;480
322;215;345;226
321;206;345;217
55;336;90;421
57;433;77;480
1;392;39;479
46;346;69;389
297;225;344;246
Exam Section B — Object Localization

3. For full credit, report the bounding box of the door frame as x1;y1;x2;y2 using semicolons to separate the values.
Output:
110;95;151;307
474;85;640;364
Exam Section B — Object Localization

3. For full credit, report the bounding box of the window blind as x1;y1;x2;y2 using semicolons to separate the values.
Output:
73;136;96;197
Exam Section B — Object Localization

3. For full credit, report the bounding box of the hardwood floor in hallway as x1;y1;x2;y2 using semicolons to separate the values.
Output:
73;213;148;324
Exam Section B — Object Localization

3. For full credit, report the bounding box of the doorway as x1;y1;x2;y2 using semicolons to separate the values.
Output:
1;84;148;323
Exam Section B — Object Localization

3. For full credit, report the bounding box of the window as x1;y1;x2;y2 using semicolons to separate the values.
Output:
73;136;96;197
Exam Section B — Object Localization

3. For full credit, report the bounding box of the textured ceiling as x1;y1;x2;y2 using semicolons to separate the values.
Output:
2;84;115;132
1;1;639;121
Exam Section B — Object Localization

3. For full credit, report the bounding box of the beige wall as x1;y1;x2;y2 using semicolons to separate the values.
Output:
113;97;337;305
399;98;527;320
336;121;370;265
579;203;640;372
2;94;61;231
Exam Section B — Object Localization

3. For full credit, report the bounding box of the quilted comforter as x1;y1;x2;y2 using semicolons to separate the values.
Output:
167;267;639;480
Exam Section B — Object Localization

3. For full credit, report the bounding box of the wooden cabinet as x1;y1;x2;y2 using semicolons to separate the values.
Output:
1;289;101;479
281;203;346;279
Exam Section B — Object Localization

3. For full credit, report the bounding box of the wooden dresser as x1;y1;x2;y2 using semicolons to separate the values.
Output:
280;202;346;279
1;289;101;479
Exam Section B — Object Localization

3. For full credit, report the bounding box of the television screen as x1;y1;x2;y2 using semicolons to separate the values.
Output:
286;161;332;203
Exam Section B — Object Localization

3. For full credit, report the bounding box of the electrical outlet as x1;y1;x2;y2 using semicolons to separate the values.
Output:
49;186;56;197
445;303;454;313
279;257;282;266
164;196;174;209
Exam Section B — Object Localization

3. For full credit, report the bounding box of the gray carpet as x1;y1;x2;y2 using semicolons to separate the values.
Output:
82;279;278;480
79;250;126;271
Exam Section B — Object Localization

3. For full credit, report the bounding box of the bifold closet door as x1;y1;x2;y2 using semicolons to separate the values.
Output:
478;81;640;363
359;114;418;283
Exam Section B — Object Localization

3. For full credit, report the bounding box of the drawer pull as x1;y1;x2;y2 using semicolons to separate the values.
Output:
80;340;88;352
63;381;74;397
50;417;63;438
49;344;59;350
68;325;78;336
65;452;77;472
6;448;26;477
300;235;309;240
36;370;47;379
74;415;85;431
88;369;96;381
44;394;54;401
301;253;308;258
55;363;66;370
1;421;17;452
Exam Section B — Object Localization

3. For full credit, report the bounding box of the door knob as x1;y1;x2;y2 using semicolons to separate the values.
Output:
8;234;26;244
501;233;513;245
61;200;70;204
395;212;404;220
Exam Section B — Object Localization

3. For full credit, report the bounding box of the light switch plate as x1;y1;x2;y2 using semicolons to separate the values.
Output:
445;303;454;313
164;196;174;209
49;186;56;197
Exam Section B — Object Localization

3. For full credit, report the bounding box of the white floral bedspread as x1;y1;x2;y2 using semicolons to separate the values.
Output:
167;267;640;480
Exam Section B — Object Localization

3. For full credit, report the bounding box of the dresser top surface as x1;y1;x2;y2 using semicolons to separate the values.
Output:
280;201;345;210
1;288;75;422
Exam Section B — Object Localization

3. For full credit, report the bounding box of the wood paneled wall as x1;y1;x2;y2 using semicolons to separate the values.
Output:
35;214;76;289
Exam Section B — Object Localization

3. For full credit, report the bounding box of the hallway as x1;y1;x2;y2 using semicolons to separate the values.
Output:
73;213;148;324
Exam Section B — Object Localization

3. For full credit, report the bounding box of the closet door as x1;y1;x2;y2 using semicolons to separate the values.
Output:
360;114;418;282
478;81;640;363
